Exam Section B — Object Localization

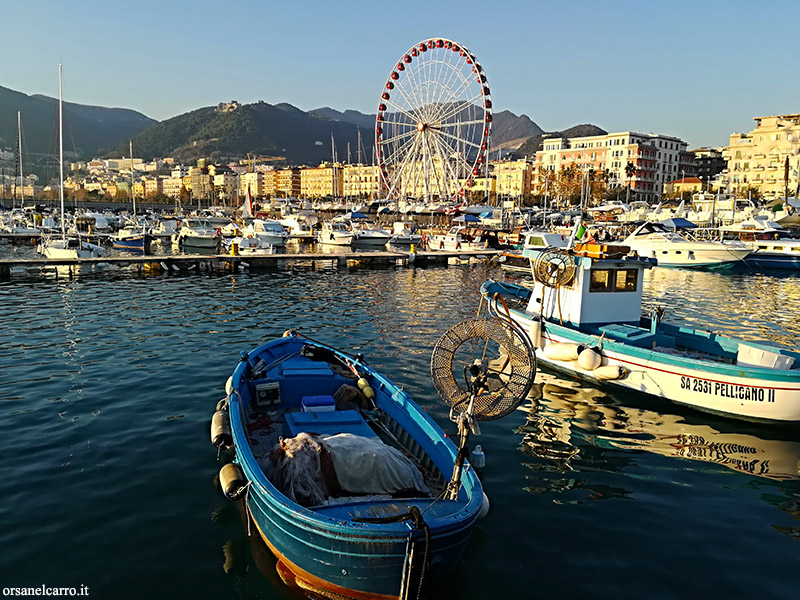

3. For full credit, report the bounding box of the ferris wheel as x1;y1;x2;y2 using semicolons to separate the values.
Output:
375;38;492;202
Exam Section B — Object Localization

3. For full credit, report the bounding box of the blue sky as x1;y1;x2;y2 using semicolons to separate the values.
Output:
4;0;799;148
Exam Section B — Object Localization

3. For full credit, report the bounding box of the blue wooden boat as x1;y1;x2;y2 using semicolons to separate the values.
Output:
213;332;485;599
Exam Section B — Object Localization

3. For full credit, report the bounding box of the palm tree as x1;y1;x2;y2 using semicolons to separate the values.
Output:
624;161;637;202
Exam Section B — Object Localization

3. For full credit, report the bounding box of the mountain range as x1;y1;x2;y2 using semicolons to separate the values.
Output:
0;84;603;169
0;85;155;163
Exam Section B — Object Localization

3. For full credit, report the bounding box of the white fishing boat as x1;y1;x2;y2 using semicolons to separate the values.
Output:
481;243;800;423
623;221;750;269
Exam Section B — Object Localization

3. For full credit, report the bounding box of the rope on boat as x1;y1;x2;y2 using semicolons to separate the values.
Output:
353;505;431;600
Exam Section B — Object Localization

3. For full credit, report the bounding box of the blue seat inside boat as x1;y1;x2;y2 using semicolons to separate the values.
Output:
283;410;377;439
599;323;664;348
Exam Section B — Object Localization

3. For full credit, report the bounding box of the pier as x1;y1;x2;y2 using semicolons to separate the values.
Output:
0;249;500;279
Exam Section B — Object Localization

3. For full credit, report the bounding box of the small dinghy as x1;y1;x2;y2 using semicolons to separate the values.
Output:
212;325;536;599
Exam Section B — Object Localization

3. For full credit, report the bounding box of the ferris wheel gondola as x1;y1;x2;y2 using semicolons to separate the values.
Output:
375;38;492;203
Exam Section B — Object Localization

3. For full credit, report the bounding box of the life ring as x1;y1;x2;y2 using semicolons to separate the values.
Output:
246;234;254;239
455;241;461;250
215;228;222;236
439;240;444;249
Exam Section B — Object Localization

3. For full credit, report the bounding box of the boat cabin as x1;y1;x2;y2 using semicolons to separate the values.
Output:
526;245;656;328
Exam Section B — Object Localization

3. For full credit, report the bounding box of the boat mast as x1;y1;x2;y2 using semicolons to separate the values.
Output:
17;111;24;209
58;64;65;240
130;140;136;217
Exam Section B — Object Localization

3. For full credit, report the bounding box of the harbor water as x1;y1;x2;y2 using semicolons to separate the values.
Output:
1;257;799;599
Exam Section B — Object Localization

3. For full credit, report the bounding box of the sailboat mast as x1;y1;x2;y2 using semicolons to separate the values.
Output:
58;64;65;239
130;140;136;216
17;111;24;208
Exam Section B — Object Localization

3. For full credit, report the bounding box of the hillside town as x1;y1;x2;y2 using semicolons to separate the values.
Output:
3;111;799;208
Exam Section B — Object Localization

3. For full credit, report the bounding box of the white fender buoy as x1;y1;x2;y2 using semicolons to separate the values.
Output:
219;463;248;500
471;444;485;470
543;342;581;361
225;376;233;396
478;491;490;518
577;346;602;371
211;410;233;449
528;318;542;349
594;365;627;380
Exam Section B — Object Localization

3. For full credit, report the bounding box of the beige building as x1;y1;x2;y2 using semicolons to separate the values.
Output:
263;170;277;197
720;114;800;198
143;177;163;198
342;164;381;199
301;163;343;198
664;176;703;195
491;159;533;197
189;166;212;202
239;172;264;199
276;168;301;197
213;172;238;204
162;176;184;199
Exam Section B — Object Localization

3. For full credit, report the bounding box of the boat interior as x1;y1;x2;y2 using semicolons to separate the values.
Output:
236;340;452;514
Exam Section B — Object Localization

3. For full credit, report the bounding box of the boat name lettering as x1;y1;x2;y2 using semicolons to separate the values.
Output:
680;377;776;402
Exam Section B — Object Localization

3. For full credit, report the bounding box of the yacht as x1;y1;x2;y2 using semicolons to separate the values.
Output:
241;219;290;247
622;221;750;269
317;220;354;245
172;218;222;250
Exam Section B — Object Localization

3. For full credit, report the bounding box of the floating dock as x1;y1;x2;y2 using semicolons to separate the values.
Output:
0;249;500;279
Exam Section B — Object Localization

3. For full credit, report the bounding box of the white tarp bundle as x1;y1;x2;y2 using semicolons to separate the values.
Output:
322;433;429;496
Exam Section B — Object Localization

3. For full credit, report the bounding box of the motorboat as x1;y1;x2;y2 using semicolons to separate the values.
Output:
481;243;800;422
212;331;494;598
241;219;290;247
718;217;800;270
317;220;354;245
171;218;222;250
622;221;750;269
112;221;152;253
349;220;391;247
428;226;489;251
388;221;422;245
222;235;275;256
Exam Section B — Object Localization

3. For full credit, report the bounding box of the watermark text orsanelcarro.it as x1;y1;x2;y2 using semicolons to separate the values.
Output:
3;586;89;596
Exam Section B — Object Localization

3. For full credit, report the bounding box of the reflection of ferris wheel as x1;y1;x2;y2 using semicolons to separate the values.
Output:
375;38;492;202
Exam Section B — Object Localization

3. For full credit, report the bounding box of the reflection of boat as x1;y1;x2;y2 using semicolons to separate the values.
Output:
623;222;750;269
215;332;482;599
519;372;800;481
482;244;800;422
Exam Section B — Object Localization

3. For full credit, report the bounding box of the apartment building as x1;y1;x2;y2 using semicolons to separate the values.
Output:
301;163;342;198
342;164;381;198
720;114;800;198
276;168;301;197
162;176;184;199
533;131;691;202
239;172;263;199
491;159;533;197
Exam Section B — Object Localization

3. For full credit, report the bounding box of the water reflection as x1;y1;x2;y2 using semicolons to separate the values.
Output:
518;371;800;482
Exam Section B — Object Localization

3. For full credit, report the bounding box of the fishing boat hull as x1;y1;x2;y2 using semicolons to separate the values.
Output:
482;280;800;422
112;235;151;253
223;335;483;599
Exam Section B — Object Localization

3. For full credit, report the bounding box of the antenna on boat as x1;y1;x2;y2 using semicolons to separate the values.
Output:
430;317;536;499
